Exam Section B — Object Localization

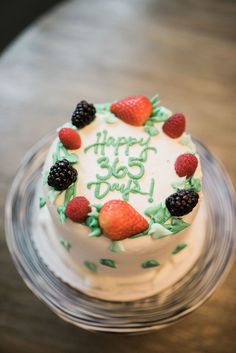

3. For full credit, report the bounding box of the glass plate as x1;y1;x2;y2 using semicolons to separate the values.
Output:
5;133;236;333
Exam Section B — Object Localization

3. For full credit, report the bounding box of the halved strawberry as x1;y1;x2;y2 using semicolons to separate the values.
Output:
99;200;149;240
110;96;152;126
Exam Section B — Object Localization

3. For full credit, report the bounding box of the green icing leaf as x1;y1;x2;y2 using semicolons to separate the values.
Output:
59;144;79;164
64;153;79;164
64;183;76;204
144;120;154;127
52;153;58;163
39;196;46;208
144;95;172;135
109;240;125;253
171;177;187;190
172;243;187;255
164;218;190;234
143;94;163;136
144;205;160;218
151;94;160;105
171;176;202;193
142;259;160;269
99;258;116;268
89;228;102;237
93;204;102;211
59;238;71;251
178;133;196;150
144;203;171;224
86;205;102;237
144;123;159;136
55;182;77;224
42;170;49;185
57;205;66;224
84;261;97;273
87;217;98;227
52;140;61;163
48;189;61;203
95;102;111;112
150;106;172;122
187;177;202;192
148;115;165;123
129;223;151;239
149;223;172;240
104;112;118;124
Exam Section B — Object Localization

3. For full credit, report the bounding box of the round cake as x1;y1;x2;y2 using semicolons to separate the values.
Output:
37;94;206;301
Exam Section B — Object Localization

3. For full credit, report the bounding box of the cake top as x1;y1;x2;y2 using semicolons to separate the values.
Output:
42;94;202;243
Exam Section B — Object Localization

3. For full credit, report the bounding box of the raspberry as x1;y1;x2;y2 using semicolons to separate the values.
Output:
71;100;96;129
47;159;77;191
162;113;186;138
66;196;91;223
58;128;81;150
165;189;199;216
175;153;198;177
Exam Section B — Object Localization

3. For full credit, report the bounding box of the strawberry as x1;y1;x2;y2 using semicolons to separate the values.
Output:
58;128;81;149
162;113;186;138
99;200;149;240
110;96;152;126
66;196;91;223
175;153;198;177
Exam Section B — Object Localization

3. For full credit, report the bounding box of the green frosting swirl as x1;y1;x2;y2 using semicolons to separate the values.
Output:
171;176;201;193
85;204;102;237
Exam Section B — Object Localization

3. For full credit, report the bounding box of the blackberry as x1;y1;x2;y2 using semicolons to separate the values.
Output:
165;189;199;217
71;100;96;128
47;159;77;191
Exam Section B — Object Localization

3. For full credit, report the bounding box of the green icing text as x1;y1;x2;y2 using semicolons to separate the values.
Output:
85;130;157;202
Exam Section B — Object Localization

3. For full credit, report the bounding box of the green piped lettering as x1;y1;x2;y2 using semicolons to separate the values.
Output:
84;130;158;202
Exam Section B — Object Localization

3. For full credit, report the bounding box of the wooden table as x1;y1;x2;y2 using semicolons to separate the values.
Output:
0;0;235;352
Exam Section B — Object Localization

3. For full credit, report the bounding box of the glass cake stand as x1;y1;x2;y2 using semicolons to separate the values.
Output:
5;133;236;333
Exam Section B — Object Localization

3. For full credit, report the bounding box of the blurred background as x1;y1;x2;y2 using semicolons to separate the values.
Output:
0;0;235;352
0;0;64;53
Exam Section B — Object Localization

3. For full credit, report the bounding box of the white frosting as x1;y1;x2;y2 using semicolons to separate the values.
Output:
44;113;201;213
39;109;204;301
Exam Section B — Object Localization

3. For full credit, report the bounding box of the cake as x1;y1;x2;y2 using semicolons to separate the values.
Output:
37;94;206;301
